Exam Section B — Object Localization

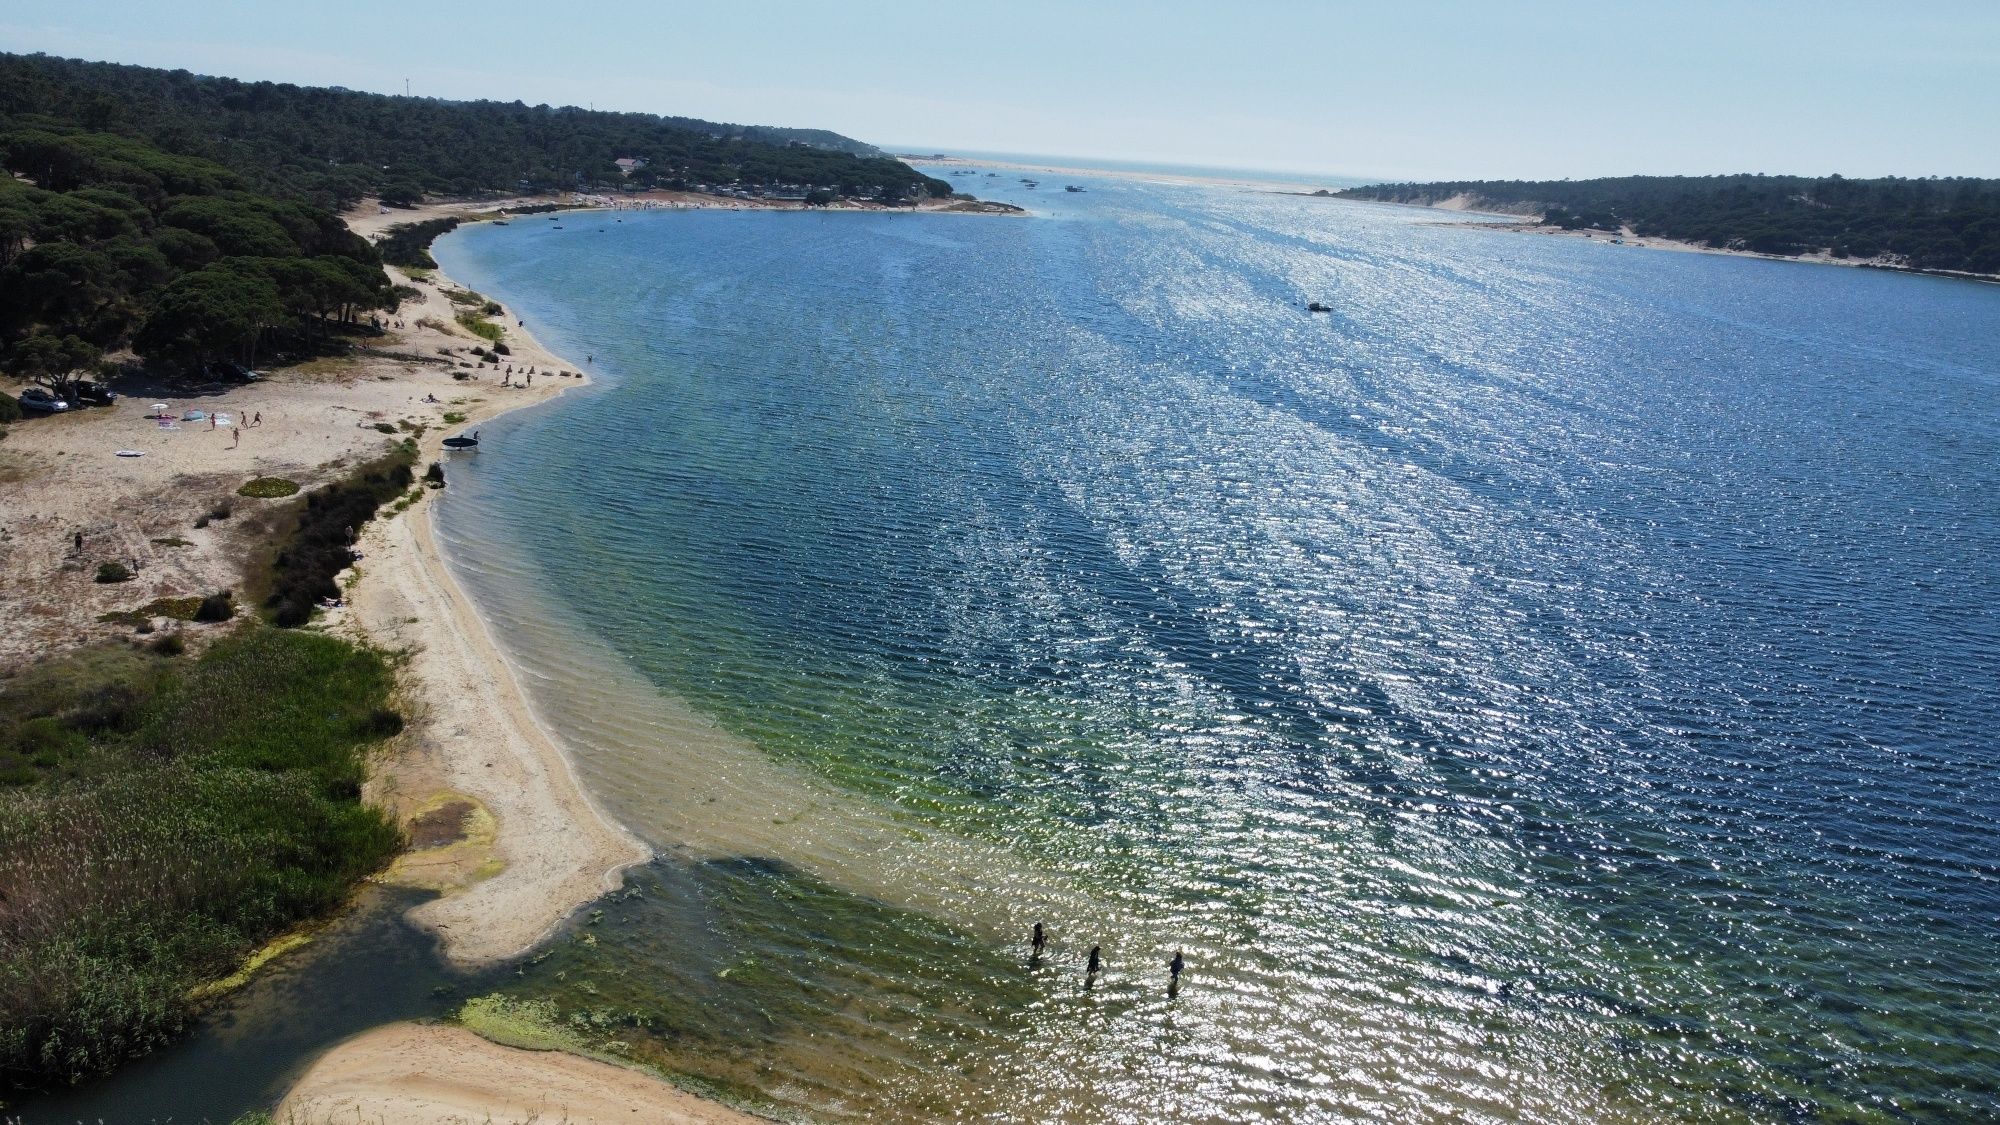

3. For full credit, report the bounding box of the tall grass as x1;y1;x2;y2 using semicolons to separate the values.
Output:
0;628;403;1094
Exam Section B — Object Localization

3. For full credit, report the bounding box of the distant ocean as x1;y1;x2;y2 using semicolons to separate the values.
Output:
415;170;2000;1122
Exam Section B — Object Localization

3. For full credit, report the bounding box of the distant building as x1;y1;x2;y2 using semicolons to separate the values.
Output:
614;157;647;176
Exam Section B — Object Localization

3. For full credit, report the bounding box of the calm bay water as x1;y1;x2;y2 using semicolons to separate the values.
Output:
430;177;2000;1123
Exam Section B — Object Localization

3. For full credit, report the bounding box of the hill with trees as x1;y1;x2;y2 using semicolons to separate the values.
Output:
0;53;949;210
0;52;956;395
1337;174;2000;275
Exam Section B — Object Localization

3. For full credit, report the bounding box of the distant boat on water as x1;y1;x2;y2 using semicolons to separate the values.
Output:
1065;185;1085;193
1307;301;1332;313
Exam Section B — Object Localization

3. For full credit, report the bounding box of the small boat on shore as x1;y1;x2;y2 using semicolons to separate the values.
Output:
442;431;480;449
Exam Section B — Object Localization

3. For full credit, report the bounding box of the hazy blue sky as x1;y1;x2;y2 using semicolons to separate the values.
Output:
4;1;1995;181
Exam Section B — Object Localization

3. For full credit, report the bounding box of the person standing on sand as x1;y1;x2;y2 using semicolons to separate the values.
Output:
73;530;83;555
232;426;240;448
525;373;532;388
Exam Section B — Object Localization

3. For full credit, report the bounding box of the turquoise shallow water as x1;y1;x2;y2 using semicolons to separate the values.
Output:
430;176;2000;1122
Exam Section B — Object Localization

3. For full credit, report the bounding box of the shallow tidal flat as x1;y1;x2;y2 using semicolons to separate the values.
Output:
421;177;2000;1122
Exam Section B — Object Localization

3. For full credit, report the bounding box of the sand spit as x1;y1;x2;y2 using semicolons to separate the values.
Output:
275;1022;761;1124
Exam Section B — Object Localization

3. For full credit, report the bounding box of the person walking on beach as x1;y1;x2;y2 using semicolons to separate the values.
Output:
1169;950;1185;997
1031;922;1047;961
253;412;261;427
232;426;240;448
73;530;83;555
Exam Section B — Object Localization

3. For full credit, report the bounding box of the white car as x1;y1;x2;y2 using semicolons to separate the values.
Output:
19;388;70;413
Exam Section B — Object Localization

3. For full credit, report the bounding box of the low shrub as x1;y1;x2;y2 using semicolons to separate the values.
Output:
95;562;131;584
423;463;445;489
237;477;300;499
490;342;510;356
207;501;234;521
149;632;185;656
193;515;210;529
193;592;235;623
0;393;22;424
97;597;202;626
265;450;415;627
454;312;504;343
373;422;396;434
442;412;467;424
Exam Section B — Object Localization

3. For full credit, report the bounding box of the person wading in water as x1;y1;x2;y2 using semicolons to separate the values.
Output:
1031;922;1047;963
1169;950;1185;997
1086;944;1102;990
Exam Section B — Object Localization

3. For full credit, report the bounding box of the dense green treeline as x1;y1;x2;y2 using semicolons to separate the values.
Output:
0;629;404;1095
1338;175;2000;273
0;126;393;390
0;52;952;210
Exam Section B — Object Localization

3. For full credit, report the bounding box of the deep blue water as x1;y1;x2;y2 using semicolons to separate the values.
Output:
430;175;2000;1123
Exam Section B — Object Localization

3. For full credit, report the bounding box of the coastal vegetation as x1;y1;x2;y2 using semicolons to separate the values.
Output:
0;52;952;211
263;446;417;627
374;217;461;270
0;628;403;1095
1338;174;2000;273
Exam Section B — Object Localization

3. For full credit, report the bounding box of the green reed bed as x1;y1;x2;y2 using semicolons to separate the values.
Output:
0;628;404;1096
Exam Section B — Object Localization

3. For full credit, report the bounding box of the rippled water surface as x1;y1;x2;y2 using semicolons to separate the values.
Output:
431;177;2000;1123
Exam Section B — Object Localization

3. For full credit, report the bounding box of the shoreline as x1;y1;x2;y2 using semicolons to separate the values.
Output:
0;193;750;1119
338;195;652;968
279;198;765;1119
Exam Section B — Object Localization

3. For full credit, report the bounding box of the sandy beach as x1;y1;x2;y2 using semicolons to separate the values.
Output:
275;1022;760;1125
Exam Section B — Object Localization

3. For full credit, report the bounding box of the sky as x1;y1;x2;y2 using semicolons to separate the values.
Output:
3;1;1996;182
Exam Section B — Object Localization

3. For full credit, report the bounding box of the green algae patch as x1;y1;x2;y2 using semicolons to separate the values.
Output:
188;930;314;1001
382;791;503;894
458;994;586;1052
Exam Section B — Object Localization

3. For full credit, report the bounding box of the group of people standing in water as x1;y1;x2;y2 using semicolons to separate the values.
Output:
1032;922;1187;996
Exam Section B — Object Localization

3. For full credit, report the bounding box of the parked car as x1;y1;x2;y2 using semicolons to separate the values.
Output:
19;387;70;413
73;380;118;405
198;361;263;384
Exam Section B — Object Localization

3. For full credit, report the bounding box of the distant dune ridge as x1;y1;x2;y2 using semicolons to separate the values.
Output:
1338;174;2000;276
